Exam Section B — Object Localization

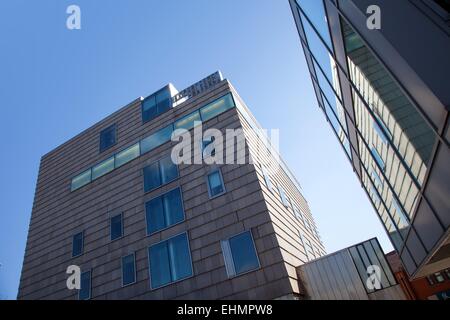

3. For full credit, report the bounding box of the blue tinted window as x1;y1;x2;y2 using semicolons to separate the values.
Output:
71;169;91;191
145;188;184;234
207;170;225;198
148;233;193;289
228;231;260;275
99;124;116;153
200;93;235;121
373;114;392;145
122;254;136;286
160;156;178;184
143;162;161;192
72;232;83;257
110;214;123;241
92;157;114;180
370;166;383;189
140;125;174;154
148;241;171;288
296;0;333;50
143;156;178;192
78;270;91;300
115;143;140;168
142;88;173;123
371;146;385;171
300;10;335;85
174;111;201;131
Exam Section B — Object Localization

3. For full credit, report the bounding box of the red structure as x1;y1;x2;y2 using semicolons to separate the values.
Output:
386;251;450;300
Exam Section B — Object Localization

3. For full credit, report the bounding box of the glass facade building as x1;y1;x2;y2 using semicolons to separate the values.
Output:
289;0;450;278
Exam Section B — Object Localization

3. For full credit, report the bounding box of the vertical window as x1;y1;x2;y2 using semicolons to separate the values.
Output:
445;269;450;280
72;232;84;257
371;146;385;171
148;233;193;289
78;270;91;300
261;166;273;191
122;253;136;286
221;231;260;277
373;114;392;145
143;156;179;192
278;185;289;207
110;213;123;241
99;124;117;153
207;169;225;198
145;188;184;234
370;166;383;189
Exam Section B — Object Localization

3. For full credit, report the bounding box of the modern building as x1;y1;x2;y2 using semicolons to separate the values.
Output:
18;72;326;300
289;0;450;279
297;238;406;300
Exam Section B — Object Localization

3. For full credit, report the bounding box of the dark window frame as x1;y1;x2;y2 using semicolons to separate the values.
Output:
99;124;117;153
121;253;137;287
110;213;124;242
72;231;84;257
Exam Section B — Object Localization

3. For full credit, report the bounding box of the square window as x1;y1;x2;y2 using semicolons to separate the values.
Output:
122;254;136;286
221;231;260;277
99;124;117;153
72;232;83;257
110;214;123;241
207;170;225;198
148;233;193;289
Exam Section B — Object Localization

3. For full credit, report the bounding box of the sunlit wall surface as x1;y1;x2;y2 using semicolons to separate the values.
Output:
289;0;450;278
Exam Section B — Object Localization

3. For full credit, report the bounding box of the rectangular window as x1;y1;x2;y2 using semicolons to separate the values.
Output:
221;230;260;277
110;213;123;241
71;169;91;191
261;166;273;192
143;155;178;192
92;156;114;180
145;188;184;234
371;146;385;171
199;93;235;122
142;88;173;123
140;125;174;154
174;111;202;131
278;185;290;207
373;114;392;145
370;166;383;189
78;270;91;300
426;275;435;285
122;253;136;286
99;124;117;153
72;232;84;257
207;169;226;198
115;143;140;168
148;233;193;289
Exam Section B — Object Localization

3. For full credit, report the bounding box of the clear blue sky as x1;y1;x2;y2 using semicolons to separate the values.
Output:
0;0;392;299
